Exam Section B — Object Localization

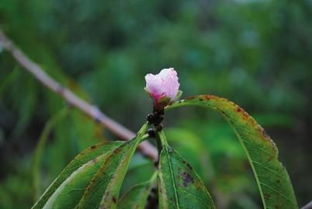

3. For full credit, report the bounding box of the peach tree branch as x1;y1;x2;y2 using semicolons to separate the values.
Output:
0;29;158;161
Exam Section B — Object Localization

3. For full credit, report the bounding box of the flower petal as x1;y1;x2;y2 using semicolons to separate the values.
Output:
145;68;181;107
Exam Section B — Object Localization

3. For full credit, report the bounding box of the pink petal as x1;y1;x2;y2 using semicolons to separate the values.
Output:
145;68;180;104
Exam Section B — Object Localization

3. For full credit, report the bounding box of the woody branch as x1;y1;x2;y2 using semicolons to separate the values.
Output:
0;29;158;161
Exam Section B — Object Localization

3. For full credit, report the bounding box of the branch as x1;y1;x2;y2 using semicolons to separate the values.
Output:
301;201;312;209
0;29;158;161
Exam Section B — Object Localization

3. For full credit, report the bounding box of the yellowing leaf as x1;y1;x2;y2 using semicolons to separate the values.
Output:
167;95;298;209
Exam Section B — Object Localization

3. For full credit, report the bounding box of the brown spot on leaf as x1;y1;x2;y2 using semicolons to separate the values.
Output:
261;128;270;139
181;172;193;187
241;111;249;120
90;145;96;150
182;160;193;170
264;193;271;200
186;95;197;100
113;147;121;154
186;163;193;170
256;127;273;142
234;106;249;120
204;95;211;100
112;196;117;203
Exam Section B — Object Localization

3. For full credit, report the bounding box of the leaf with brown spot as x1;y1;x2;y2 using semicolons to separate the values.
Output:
31;141;123;209
157;131;215;209
167;95;298;209
76;123;149;209
32;123;149;209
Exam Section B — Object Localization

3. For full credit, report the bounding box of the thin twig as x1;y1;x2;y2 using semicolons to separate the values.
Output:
301;201;312;209
0;29;158;161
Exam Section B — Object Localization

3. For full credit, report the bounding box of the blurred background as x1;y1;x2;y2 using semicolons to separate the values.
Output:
0;0;311;208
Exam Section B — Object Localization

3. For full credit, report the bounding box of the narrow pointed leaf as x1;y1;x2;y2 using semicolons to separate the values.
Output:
76;125;148;209
121;161;155;194
158;132;215;209
32;141;123;209
32;108;69;201
118;173;157;209
167;95;298;209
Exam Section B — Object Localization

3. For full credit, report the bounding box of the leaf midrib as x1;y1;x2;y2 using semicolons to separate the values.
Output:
165;147;181;209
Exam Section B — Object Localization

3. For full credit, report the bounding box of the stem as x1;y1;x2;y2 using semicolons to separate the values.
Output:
0;29;158;161
157;130;169;147
137;122;149;137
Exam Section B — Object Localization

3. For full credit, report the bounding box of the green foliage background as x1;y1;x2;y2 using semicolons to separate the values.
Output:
0;0;311;208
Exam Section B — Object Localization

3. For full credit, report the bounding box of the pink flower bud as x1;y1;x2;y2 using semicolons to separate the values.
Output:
145;68;181;109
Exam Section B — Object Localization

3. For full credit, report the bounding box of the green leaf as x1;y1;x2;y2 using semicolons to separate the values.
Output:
167;95;298;209
32;122;148;209
32;108;69;201
157;131;215;209
32;141;123;209
165;128;214;182
118;173;157;209
76;123;148;209
121;161;155;194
